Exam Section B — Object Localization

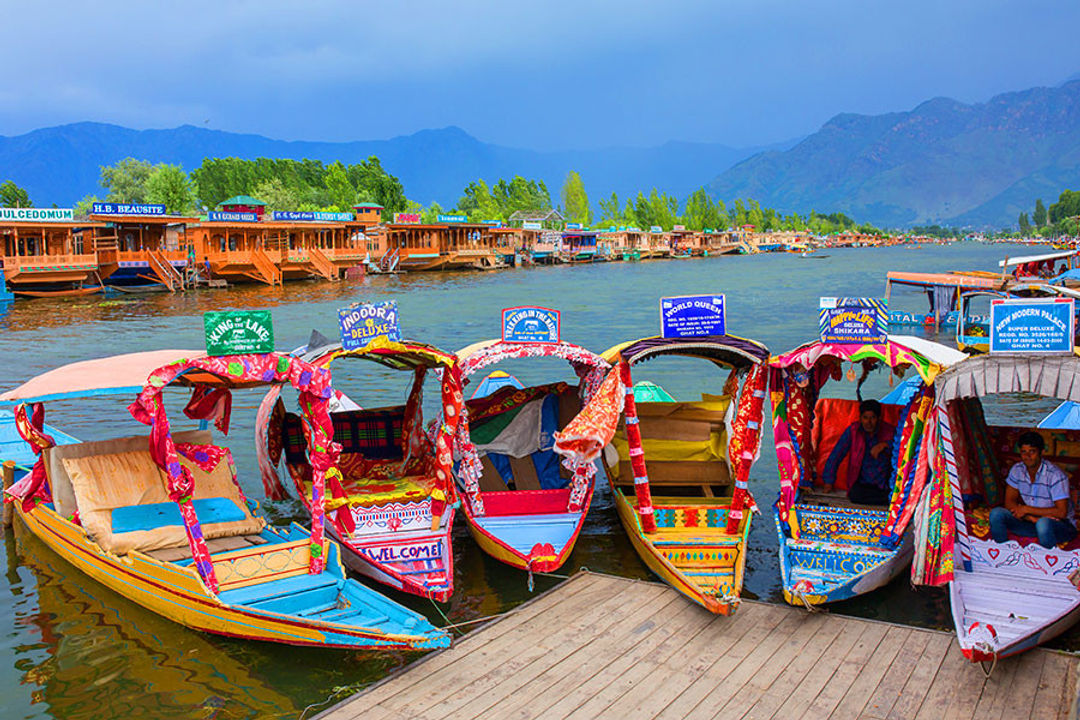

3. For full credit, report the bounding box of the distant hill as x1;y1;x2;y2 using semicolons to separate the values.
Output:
0;122;787;209
706;80;1080;228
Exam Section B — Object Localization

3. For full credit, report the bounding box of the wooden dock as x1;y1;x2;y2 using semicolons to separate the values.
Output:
317;571;1079;720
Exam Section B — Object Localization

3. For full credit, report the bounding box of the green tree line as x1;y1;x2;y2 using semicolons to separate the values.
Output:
1018;191;1080;236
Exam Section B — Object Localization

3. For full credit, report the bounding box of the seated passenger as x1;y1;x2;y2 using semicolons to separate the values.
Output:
990;431;1077;549
822;399;895;505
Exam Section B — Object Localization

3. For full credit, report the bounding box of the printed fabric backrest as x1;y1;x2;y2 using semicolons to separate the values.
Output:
811;398;903;491
282;408;406;464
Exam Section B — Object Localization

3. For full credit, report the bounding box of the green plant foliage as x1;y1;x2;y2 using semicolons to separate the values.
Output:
0;180;31;208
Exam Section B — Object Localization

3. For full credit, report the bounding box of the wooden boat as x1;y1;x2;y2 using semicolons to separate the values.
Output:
560;334;771;615
453;337;610;577
770;335;963;607
0;349;449;650
257;335;462;602
912;354;1080;662
11;285;105;299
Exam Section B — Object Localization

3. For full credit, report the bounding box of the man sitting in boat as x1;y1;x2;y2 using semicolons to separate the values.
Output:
821;399;895;505
989;431;1077;549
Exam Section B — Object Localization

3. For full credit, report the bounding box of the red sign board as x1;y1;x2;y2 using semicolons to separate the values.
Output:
394;213;421;224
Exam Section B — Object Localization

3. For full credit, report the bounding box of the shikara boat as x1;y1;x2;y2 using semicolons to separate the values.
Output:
912;354;1080;662
0;349;449;650
453;337;610;576
558;334;771;615
257;335;462;602
770;335;963;607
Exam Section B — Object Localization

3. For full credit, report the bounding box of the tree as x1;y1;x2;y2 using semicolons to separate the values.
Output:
560;171;591;225
74;194;100;217
145;164;196;214
100;158;155;203
252;178;302;212
422;202;444;224
0;180;31;207
1034;199;1048;228
597;192;622;227
457;179;501;221
324;162;356;211
1018;212;1032;235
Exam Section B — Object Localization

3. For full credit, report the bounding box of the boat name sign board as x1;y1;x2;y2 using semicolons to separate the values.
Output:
990;298;1075;354
437;214;467;223
523;221;542;230
271;211;353;222
339;300;401;350
819;297;888;344
394;213;421;224
208;211;258;222
502;306;560;344
660;295;726;338
92;203;166;216
0;208;73;222
204;311;274;356
650;225;662;233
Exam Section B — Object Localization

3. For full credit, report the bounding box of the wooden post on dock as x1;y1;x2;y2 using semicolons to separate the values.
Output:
2;461;15;526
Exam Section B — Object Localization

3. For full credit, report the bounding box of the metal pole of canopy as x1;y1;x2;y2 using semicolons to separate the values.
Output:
619;360;656;533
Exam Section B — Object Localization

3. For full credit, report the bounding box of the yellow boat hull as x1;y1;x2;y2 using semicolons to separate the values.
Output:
613;489;750;615
15;503;441;648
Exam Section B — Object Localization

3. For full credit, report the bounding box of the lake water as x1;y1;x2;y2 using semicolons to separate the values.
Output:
0;242;1066;719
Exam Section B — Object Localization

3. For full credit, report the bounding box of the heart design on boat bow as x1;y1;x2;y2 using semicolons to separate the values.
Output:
987;548;1000;560
1047;555;1059;567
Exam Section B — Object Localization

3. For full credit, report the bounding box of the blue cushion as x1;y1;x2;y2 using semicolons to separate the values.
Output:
111;497;247;534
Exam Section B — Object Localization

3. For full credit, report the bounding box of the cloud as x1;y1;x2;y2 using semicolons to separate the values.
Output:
0;0;1078;148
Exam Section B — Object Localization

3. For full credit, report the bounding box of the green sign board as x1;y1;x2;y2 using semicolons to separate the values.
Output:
203;311;275;356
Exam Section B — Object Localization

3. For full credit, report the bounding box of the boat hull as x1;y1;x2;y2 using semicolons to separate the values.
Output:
776;505;913;606
613;489;749;615
16;503;449;650
330;505;456;602
462;483;594;573
950;536;1080;662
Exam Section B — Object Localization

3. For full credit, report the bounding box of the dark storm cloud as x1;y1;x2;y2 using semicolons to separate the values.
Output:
1;0;1078;148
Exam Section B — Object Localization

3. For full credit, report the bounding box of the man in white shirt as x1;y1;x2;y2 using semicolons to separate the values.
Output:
989;432;1076;549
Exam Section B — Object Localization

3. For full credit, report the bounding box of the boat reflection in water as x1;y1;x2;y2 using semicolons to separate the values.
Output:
3;519;417;719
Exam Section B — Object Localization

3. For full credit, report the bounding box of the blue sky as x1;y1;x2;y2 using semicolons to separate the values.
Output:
2;0;1078;150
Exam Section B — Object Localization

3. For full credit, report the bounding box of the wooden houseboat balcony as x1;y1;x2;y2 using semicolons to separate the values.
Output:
1;252;102;284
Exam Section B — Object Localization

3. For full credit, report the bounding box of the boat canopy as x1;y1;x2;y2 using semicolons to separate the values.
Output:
998;248;1079;268
885;271;1000;290
603;334;769;370
0;349;205;405
769;335;964;385
934;354;1080;405
914;352;1080;587
304;336;456;371
769;335;964;548
456;339;609;380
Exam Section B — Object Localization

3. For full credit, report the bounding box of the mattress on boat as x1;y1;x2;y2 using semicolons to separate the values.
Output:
46;431;264;555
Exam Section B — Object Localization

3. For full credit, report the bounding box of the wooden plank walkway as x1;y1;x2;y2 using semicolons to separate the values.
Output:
317;571;1080;720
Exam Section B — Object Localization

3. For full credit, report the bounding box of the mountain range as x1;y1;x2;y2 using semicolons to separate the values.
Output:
707;79;1080;228
0;122;784;213
3;77;1080;228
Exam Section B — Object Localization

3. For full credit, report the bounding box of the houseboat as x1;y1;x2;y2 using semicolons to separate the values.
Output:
0;209;109;297
89;203;196;291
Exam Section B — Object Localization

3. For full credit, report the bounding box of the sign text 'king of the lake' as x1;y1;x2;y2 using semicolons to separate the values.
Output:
204;311;275;356
660;295;726;338
338;301;401;350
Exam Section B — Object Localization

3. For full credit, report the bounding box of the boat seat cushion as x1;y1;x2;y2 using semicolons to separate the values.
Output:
811;398;903;491
323;474;435;508
55;432;264;555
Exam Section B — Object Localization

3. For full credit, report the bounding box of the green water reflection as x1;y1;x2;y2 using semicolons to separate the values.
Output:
0;243;1073;719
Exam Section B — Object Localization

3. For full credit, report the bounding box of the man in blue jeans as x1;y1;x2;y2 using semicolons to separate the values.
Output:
989;431;1077;548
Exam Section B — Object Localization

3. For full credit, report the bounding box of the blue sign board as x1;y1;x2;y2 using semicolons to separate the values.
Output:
565;223;583;231
271;211;353;222
819;297;888;344
338;301;401;350
502;306;560;344
990;298;1075;354
92;202;166;216
660;295;726;338
208;211;258;222
650;225;662;233
483;220;502;227
437;214;468;223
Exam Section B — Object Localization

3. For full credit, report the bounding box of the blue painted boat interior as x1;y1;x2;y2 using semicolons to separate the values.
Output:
0;410;78;470
473;512;581;554
1039;401;1080;430
111;497;247;533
